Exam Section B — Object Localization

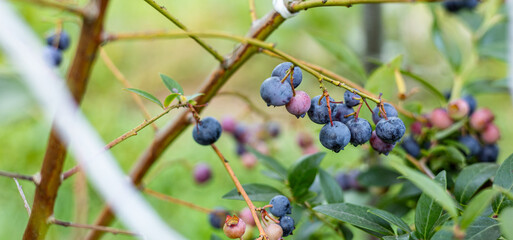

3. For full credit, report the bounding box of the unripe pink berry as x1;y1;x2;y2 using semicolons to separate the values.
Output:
241;152;258;169
239;207;256;226
193;163;212;184
302;145;319;155
222;116;237;133
254;141;269;155
410;121;423;135
265;223;283;240
223;215;246;239
286;91;311;118
297;132;314;149
429;108;453;129
448;99;470;120
481;123;500;144
470;108;494;132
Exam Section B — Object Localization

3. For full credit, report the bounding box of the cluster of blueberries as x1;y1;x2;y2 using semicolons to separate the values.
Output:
260;62;406;154
443;0;479;13
43;30;71;67
222;116;280;169
401;95;500;163
266;195;295;239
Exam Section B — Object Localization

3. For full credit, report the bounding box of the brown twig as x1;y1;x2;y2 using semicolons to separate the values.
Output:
211;144;268;240
23;1;110;239
99;48;158;131
14;178;31;216
405;154;435;179
50;218;137;236
143;188;212;214
0;170;35;182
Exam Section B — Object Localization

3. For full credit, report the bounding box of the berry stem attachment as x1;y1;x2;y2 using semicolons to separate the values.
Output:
324;91;334;126
354;101;364;119
211;144;268;240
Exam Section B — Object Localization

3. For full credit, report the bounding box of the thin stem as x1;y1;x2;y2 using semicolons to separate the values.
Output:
14;178;31;216
143;188;212;214
449;75;463;102
99;48;158;131
142;0;224;63
405;154;435;179
16;0;85;16
62;103;187;180
211;144;268;240
249;0;257;22
290;0;442;12
218;91;271;120
0;170;34;182
50;218;137;236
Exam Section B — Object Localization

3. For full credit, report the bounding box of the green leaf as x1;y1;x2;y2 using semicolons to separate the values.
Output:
454;163;498;204
357;166;401;187
461;189;499;229
464;217;500;240
163;93;180;107
368;208;411;233
160;73;184;94
434;119;467;140
248;148;288;180
222;183;283;202
383;234;410;240
391;160;458;220
125;88;163;108
396;181;422;200
400;70;446;104
288;152;326;202
339;224;354;240
293;220;323;240
365;55;403;102
499;208;513;240
318;169;344;203
413;171;448;240
492;153;513;213
186;93;204;101
314;203;394;237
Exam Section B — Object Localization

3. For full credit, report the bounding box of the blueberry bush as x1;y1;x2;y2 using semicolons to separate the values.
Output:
0;0;511;240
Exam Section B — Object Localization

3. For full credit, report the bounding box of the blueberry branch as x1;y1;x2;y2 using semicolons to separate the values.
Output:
289;0;443;11
210;144;269;240
16;0;85;16
143;188;212;214
249;0;257;22
0;170;35;182
49;217;137;236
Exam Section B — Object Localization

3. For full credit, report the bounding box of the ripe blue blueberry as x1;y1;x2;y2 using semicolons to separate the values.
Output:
269;195;291;217
331;103;354;124
43;46;62;67
260;76;293;106
462;95;477;115
443;0;466;12
209;208;230;229
271;62;302;88
307;95;335;124
279;216;295;237
478;144;499;163
319;121;351;153
458;135;481;157
344;90;360;107
372;103;398;124
375;117;406;144
46;30;71;50
400;135;421;158
192;117;222;145
370;131;395;155
335;172;351;190
346;118;372;146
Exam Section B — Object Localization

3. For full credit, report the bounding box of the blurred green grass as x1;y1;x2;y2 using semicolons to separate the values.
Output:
0;0;510;239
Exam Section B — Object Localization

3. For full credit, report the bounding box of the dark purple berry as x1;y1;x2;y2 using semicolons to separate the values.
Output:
348;170;365;191
478;144;499;163
266;122;281;138
193;163;212;184
271;62;302;88
260;76;293;106
443;0;466;12
236;143;247;156
234;125;249;144
401;135;421;158
286;91;311;118
372;103;398;124
319;121;351;153
375;117;406;144
344;90;360;107
346;118;372;146
335;172;351;190
458;135;481;157
43;46;62;67
370;131;396;155
209;208;230;229
46;30;70;50
279;216;295;237
269;195;291;217
462;95;477;115
192;117;222;145
307;95;335;124
331;103;354;124
221;116;237;133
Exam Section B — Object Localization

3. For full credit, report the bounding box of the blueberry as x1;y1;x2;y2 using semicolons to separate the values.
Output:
370;131;396;155
372;103;398;125
478;144;499;163
223;215;246;239
260;76;294;106
271;62;302;88
348;170;365;191
265;223;284;240
279;216;295;237
43;46;62;67
448;99;470;120
319;121;351;153
269;195;291;217
470;108;494;132
430;108;454;129
234;125;249;144
192;117;222;145
481;123;500;144
335;172;351;190
266;122;281;138
462;95;477;115
346;118;372;146
209;208;230;229
343;90;360;107
443;0;466;12
375;117;406;144
331;103;354;124
458;135;481;157
401;135;421;158
307;95;335;124
236;143;247;156
286;91;311;118
465;0;479;9
296;132;314;149
46;30;71;50
193;163;212;184
221;116;237;133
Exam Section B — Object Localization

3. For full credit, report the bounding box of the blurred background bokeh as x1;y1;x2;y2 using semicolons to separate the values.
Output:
0;0;509;239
